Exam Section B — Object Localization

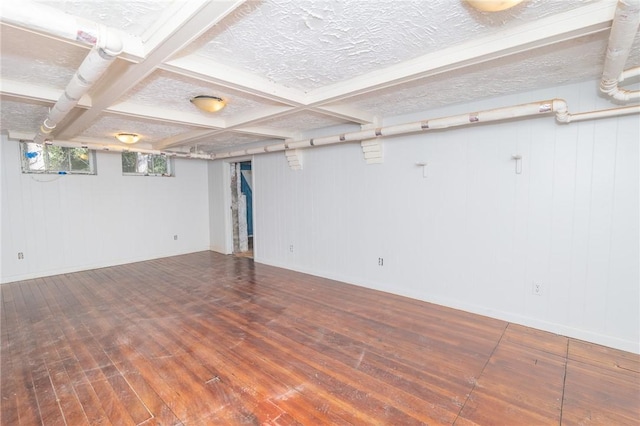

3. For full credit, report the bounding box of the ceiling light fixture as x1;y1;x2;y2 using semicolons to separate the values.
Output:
465;0;524;12
115;133;140;144
190;95;226;113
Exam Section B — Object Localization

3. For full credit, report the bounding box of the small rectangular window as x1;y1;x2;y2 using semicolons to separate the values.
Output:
122;152;172;176
20;142;96;174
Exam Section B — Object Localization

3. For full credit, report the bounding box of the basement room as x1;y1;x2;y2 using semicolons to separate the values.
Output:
1;0;639;424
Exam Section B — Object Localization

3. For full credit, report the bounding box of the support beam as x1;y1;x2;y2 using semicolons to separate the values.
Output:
108;101;226;129
162;56;307;106
157;105;296;150
57;0;246;139
285;149;303;170
361;140;383;164
310;104;376;125
0;79;91;107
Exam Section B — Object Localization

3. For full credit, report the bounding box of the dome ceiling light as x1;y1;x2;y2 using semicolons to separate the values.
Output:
190;95;227;113
115;133;140;144
465;0;524;12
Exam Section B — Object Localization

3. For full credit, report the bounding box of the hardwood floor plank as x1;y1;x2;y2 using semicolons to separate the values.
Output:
53;280;143;426
500;323;568;357
33;277;111;426
3;284;45;425
45;360;92;426
1;284;21;426
36;276;100;425
568;338;640;374
561;335;640;425
455;327;566;425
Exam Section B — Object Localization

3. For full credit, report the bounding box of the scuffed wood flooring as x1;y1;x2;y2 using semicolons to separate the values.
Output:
1;252;638;425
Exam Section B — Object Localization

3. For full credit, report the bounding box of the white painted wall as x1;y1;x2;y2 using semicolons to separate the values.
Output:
0;137;211;283
252;80;640;353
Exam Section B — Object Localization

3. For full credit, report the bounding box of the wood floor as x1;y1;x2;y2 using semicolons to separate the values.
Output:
1;252;638;425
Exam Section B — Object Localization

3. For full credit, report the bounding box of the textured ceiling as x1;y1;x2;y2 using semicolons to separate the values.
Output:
336;30;637;117
121;70;287;116
34;0;174;38
0;25;87;89
1;0;638;158
193;0;592;90
81;114;202;145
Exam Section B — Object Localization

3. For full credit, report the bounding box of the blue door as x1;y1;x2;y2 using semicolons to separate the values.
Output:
240;161;253;237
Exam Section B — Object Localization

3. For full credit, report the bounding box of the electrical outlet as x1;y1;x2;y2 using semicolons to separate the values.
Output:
378;257;384;266
289;245;294;253
174;235;178;240
532;282;543;296
18;252;24;260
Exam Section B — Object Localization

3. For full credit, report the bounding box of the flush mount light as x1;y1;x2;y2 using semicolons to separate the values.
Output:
190;95;226;113
115;133;140;144
465;0;524;12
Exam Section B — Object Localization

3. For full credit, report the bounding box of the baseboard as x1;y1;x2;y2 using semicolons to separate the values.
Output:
0;247;210;284
254;256;639;354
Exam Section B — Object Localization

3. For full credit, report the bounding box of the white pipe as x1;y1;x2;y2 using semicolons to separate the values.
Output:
34;44;122;144
620;66;640;82
211;100;560;159
245;147;266;155
23;99;639;162
556;104;640;123
600;0;640;101
265;143;286;152
32;139;205;159
2;1;124;144
210;98;640;160
45;49;116;125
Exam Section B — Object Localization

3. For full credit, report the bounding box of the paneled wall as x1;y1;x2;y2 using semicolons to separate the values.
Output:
1;138;211;283
251;81;639;353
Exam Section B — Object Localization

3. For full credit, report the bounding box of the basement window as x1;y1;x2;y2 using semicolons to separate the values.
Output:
122;152;172;176
20;142;96;174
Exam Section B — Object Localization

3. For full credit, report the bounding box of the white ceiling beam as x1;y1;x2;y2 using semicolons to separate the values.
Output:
5;130;153;151
157;125;288;151
186;104;371;150
0;79;91;107
229;126;294;140
107;101;226;129
162;56;308;106
57;0;246;140
222;105;297;129
304;1;617;105
7;130;36;141
164;57;376;130
141;0;217;51
156;106;291;149
310;104;376;125
155;128;225;150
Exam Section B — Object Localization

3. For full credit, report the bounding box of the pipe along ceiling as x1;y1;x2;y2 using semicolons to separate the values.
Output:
4;0;640;162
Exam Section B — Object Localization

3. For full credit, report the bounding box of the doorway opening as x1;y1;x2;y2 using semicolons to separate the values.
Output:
230;161;253;258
